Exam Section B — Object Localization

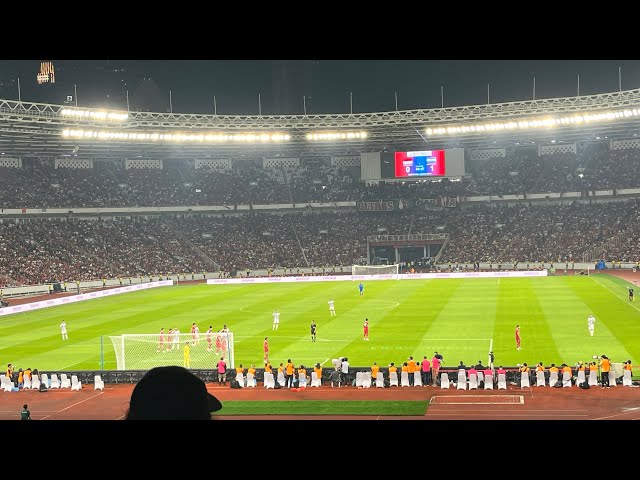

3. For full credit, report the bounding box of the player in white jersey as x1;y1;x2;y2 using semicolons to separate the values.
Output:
172;328;181;350
194;324;200;346
328;298;336;316
587;314;596;337
272;310;280;331
60;320;68;340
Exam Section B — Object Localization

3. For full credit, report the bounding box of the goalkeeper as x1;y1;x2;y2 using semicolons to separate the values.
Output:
183;342;191;369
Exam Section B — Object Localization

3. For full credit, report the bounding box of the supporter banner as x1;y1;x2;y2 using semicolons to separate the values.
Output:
416;196;464;208
207;270;547;285
356;199;409;212
0;281;174;317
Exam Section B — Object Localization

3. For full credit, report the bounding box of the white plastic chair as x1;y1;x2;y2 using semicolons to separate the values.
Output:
456;370;467;390
400;371;410;387
71;375;82;391
355;372;364;388
536;370;545;387
362;372;371;388
413;371;422;387
23;375;32;390
588;370;598;387
576;370;586;386
94;375;104;391
623;370;633;386
31;374;41;390
520;371;530;388
297;372;306;388
484;373;494;390
277;371;285;387
468;373;478;390
549;370;559;387
389;371;399;387
609;373;617;387
497;373;507;390
1;376;11;392
50;374;61;389
235;372;245;388
264;372;274;389
41;373;50;388
440;372;450;389
375;372;385;388
310;371;321;387
562;371;572;387
60;373;71;389
477;371;484;386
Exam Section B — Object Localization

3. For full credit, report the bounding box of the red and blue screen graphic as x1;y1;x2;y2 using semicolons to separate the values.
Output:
394;150;446;177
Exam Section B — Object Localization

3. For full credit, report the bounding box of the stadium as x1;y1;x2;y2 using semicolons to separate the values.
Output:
1;60;640;420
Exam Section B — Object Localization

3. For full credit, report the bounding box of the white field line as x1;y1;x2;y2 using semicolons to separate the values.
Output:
426;413;590;417
592;409;640;420
59;362;80;370
40;392;104;420
589;275;640;314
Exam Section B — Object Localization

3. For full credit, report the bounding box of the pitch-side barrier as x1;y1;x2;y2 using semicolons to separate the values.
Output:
0;280;174;317
207;270;548;285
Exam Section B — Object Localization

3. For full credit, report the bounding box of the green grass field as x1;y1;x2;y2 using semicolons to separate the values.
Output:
2;274;640;371
216;400;429;416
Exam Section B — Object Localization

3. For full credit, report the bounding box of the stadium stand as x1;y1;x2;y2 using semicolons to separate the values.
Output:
3;146;640;209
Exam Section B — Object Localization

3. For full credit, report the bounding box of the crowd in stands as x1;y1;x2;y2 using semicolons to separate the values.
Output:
2;199;640;286
0;219;206;286
3;146;640;209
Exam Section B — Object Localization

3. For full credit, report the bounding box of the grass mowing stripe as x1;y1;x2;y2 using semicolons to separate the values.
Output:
216;400;429;416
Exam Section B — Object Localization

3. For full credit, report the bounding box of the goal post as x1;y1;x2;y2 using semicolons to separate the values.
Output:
352;264;400;278
108;332;234;371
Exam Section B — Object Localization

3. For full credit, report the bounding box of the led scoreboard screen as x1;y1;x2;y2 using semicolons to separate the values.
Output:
394;150;445;177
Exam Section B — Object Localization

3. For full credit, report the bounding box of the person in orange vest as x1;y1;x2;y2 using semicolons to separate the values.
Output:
575;361;586;383
407;356;416;386
371;362;380;385
599;355;611;388
519;363;530;385
549;364;560;386
536;362;546;384
623;360;633;384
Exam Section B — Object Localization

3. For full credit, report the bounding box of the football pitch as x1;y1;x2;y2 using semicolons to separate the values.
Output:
2;274;640;371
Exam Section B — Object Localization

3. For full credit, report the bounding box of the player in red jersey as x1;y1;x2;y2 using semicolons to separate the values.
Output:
263;337;269;363
515;324;521;351
157;328;165;352
215;335;223;356
206;326;213;352
363;318;369;340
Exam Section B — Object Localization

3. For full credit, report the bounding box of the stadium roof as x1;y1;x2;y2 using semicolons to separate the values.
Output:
1;87;640;160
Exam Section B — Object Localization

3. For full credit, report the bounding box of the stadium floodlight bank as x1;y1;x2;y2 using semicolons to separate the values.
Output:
108;333;235;371
352;264;400;278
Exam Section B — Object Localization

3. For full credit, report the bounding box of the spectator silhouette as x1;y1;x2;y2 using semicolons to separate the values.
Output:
125;366;222;420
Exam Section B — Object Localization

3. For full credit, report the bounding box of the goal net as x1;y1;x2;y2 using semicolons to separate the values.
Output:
108;332;235;371
352;264;400;277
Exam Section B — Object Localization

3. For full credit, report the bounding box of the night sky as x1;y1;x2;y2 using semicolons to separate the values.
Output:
0;60;639;115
